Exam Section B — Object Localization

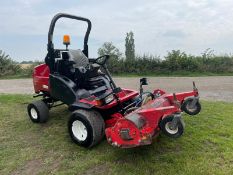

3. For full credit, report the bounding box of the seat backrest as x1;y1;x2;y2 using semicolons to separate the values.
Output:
55;52;75;80
68;49;89;68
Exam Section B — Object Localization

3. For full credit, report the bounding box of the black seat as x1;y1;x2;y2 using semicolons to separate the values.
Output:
55;51;75;79
50;49;111;104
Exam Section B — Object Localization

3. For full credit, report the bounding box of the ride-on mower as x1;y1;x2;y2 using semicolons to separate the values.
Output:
27;13;201;148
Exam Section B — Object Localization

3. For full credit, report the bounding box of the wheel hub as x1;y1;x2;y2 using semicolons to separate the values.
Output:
72;120;88;141
30;108;38;119
187;102;197;112
165;122;178;134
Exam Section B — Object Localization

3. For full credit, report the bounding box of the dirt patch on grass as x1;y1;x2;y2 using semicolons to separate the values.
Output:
83;163;110;175
11;159;43;175
218;132;231;138
46;157;63;174
20;132;41;146
115;157;133;165
202;139;219;152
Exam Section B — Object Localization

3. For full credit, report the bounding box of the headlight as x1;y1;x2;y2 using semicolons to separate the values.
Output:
104;94;114;104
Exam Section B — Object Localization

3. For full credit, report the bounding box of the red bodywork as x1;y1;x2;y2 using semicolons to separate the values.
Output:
105;90;198;148
33;63;199;148
105;98;178;148
33;64;50;93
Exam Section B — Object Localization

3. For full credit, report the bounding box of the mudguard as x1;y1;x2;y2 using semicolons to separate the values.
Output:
68;102;94;111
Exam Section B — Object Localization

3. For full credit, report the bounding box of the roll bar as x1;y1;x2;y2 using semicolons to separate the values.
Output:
47;13;92;57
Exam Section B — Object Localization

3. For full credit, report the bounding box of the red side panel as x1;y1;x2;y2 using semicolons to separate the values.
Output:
105;96;180;148
164;91;199;103
32;64;50;93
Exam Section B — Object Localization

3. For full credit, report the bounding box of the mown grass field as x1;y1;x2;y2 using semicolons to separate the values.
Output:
1;94;233;175
2;72;233;80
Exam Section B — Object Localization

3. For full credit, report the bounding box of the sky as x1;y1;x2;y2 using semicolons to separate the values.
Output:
1;0;233;61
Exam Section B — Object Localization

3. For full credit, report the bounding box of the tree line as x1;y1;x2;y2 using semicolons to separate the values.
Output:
98;32;233;75
0;50;42;78
1;31;233;78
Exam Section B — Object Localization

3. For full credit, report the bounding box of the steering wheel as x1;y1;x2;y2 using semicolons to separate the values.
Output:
94;55;110;66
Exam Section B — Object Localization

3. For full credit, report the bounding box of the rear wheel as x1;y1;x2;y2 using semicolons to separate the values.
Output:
182;98;201;115
68;109;105;148
159;116;184;138
27;100;49;123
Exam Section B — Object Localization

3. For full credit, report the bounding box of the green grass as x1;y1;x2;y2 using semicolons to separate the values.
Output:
1;94;233;175
1;71;233;80
113;71;233;77
0;74;31;79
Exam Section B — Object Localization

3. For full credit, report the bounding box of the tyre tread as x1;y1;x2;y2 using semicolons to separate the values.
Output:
28;100;49;123
72;109;105;147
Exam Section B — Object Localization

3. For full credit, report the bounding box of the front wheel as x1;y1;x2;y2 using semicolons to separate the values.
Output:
159;116;184;138
182;98;201;115
27;100;49;123
68;109;105;148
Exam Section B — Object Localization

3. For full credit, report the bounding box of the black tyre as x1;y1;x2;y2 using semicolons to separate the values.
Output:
68;109;105;148
182;98;201;115
27;100;49;123
159;116;184;138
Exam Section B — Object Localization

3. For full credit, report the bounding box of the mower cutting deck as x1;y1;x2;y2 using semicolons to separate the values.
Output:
105;89;199;148
27;13;201;148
